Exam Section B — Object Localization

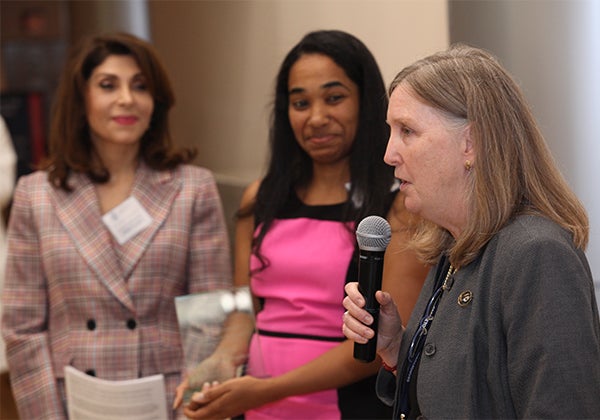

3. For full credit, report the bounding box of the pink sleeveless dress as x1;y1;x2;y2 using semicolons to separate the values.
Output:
244;196;392;419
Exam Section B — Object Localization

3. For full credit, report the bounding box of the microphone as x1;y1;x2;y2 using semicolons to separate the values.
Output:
353;215;391;363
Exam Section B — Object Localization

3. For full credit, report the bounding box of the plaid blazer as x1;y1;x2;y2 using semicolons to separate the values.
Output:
1;163;232;419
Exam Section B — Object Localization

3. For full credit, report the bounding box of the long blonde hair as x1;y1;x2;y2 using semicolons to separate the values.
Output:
389;44;589;268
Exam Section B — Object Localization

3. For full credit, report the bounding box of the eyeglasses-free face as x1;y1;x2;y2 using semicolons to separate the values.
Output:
85;54;154;155
287;53;360;167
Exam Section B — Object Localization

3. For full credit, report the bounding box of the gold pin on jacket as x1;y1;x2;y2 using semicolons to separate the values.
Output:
458;290;473;307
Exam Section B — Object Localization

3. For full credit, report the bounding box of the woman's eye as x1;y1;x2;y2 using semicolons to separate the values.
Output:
99;81;114;90
132;82;148;91
290;99;308;110
401;126;413;136
326;94;345;104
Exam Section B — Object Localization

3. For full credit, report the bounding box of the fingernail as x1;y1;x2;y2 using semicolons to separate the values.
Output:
192;392;204;402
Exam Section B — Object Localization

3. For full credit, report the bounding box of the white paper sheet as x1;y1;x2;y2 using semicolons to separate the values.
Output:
64;366;168;420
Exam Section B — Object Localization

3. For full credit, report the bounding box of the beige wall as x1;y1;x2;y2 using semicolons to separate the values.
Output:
148;0;449;187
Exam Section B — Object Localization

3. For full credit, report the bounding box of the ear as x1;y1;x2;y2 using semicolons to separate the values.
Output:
462;124;475;162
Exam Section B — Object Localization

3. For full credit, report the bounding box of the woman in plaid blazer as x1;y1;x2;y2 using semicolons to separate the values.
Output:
1;32;232;419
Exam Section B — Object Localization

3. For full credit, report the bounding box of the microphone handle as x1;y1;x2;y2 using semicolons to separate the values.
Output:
353;308;380;362
353;250;384;363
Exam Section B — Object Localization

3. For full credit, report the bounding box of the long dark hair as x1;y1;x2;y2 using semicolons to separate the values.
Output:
243;30;394;269
45;32;195;191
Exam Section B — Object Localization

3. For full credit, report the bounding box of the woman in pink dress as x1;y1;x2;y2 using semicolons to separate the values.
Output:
177;30;429;419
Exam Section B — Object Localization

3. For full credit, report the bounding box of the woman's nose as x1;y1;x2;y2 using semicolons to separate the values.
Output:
307;103;329;126
383;135;401;166
118;86;134;104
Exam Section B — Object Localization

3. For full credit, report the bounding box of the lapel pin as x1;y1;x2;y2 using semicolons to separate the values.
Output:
458;290;473;307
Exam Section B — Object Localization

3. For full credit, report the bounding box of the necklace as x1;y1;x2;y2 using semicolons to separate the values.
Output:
442;264;457;291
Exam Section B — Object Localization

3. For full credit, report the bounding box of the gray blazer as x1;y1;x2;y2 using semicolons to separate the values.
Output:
377;215;600;418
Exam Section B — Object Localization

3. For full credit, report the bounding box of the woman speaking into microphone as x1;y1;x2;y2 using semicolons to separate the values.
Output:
342;44;600;419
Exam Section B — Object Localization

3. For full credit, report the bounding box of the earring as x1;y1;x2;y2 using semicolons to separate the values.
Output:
464;160;473;171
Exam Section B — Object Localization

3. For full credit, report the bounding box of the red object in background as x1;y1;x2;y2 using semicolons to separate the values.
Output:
27;92;45;165
0;91;47;178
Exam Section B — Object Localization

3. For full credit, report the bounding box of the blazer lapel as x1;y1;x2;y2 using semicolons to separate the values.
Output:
49;173;135;312
118;163;181;281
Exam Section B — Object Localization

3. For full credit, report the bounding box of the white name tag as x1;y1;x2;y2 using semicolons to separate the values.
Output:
102;196;153;245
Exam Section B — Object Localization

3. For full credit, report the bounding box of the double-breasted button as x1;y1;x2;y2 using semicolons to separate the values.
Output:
85;369;96;377
423;343;436;357
126;319;137;330
86;319;96;331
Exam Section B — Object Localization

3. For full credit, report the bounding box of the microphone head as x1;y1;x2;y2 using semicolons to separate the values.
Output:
356;215;391;252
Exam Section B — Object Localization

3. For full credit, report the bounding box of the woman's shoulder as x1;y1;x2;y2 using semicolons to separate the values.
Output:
499;214;574;247
487;214;588;273
15;170;49;190
167;164;222;191
240;179;261;208
10;171;54;207
176;163;214;179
